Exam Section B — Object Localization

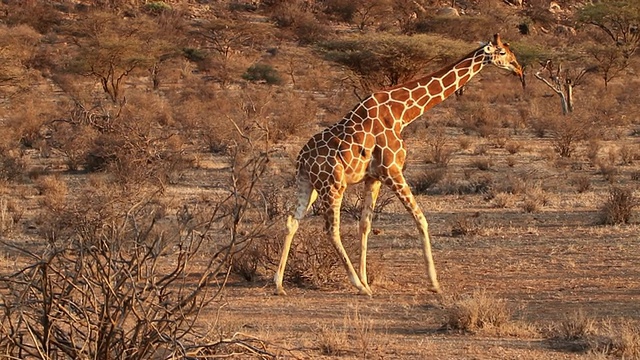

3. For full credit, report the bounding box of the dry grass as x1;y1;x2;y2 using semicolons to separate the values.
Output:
603;321;640;358
554;309;598;341
521;185;550;213
491;192;515;208
549;312;640;358
318;324;349;356
316;305;375;357
0;197;22;235
443;290;512;333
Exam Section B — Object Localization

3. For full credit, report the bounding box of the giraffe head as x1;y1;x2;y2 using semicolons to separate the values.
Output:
483;33;525;87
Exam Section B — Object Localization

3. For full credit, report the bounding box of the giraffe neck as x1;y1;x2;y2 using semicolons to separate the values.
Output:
386;47;487;126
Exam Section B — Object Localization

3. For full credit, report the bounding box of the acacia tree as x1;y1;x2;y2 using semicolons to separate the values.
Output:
578;1;640;87
320;33;468;93
67;11;176;103
190;18;272;86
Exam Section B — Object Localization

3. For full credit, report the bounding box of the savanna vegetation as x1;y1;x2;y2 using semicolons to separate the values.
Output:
0;0;639;358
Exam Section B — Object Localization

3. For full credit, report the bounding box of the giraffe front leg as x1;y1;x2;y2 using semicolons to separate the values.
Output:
325;191;372;297
387;174;441;294
358;178;381;294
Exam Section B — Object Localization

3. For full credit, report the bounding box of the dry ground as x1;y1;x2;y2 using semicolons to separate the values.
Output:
181;129;640;358
2;112;640;359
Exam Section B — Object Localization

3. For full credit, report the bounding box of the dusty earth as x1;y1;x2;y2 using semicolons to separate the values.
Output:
215;204;639;359
192;130;640;359
2;111;639;360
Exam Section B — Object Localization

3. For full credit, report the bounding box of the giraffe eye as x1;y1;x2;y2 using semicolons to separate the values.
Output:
499;49;507;56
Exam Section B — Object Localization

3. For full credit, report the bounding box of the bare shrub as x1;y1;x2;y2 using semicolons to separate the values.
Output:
473;143;489;156
470;157;493;171
585;139;601;166
444;290;512;333
425;126;453;167
571;174;592;193
450;214;481;237
458;137;472;151
491;132;509;149
0;191;231;359
283;226;346;289
292;12;329;45
597;161;619;183
619;144;636;165
341;185;394;220
529;117;554;138
505;141;522;155
437;173;493;196
0;120;281;358
498;174;528;195
459;104;500;137
410;169;447;195
599;186;637;225
49;120;98;171
267;90;316;141
270;1;308;28
552;117;587;158
0;147;25;182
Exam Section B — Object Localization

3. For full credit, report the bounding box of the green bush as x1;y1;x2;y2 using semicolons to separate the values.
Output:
144;1;171;14
242;63;283;85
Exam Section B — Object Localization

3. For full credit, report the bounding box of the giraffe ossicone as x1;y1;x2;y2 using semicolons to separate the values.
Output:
274;34;523;296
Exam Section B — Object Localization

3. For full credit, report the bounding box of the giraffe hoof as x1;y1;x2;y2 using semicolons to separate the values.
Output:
428;285;442;294
274;288;288;296
359;288;373;297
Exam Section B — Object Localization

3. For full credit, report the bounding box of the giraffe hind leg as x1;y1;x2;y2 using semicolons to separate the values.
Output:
274;182;317;296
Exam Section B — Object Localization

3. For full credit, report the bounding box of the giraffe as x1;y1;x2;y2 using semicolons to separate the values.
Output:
274;34;524;296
